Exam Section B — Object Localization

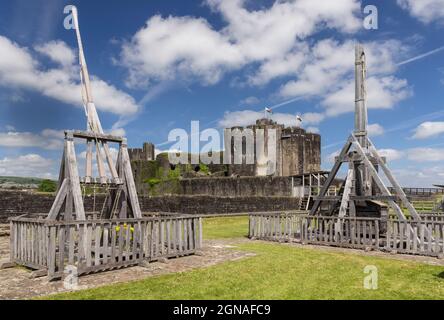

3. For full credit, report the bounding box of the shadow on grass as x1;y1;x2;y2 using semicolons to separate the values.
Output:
436;271;444;279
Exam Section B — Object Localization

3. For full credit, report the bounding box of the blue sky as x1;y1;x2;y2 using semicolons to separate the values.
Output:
0;0;444;187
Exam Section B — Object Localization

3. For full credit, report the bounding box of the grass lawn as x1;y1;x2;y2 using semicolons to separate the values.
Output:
203;216;249;239
44;217;444;300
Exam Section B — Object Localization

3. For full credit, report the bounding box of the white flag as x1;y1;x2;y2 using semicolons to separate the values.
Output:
265;107;273;114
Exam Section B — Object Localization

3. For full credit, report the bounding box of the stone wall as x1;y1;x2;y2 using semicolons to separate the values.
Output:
0;190;302;222
178;176;301;197
136;176;303;197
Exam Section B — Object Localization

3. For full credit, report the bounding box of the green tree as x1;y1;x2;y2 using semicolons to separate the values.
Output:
38;179;57;193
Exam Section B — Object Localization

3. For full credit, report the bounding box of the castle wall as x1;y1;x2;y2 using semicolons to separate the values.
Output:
0;190;302;222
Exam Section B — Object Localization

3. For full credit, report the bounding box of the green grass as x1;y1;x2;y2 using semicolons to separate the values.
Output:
202;216;249;239
45;242;444;300
41;216;444;300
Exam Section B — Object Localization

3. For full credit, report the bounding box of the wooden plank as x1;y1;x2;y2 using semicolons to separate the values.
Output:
183;219;188;251
375;220;380;248
118;223;124;263
68;225;75;264
48;227;56;278
86;224;92;267
138;221;144;261
103;225;109;264
198;218;203;249
132;223;138;261
166;219;171;255
94;224;101;266
178;219;183;253
121;146;142;218
47;179;69;220
188;218;193;250
66;138;86;220
160;220;165;256
125;223;131;261
420;224;425;252
58;226;65;273
111;223;117;263
413;225;418;253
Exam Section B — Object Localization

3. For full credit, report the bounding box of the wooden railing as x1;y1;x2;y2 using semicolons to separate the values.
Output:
386;219;444;257
249;212;444;258
9;215;202;279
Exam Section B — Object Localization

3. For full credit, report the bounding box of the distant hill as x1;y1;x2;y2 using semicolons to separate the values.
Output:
0;176;53;190
0;176;46;185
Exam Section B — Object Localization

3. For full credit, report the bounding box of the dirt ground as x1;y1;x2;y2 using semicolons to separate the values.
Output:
0;235;255;300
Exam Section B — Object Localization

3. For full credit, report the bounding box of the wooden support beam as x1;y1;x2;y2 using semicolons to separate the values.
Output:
85;139;93;183
47;178;69;220
70;130;123;143
367;137;422;221
66;136;86;220
310;136;353;215
121;140;142;218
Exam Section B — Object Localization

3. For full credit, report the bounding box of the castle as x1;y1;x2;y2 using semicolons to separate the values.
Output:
129;118;321;180
224;118;321;177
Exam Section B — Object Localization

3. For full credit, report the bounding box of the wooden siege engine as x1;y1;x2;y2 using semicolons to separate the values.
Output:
48;6;141;221
310;44;422;224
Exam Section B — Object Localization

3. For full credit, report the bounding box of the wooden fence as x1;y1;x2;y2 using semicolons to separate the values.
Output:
9;215;202;279
249;212;444;258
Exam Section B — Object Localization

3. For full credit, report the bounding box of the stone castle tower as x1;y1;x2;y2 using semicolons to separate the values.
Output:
128;142;155;161
224;118;321;177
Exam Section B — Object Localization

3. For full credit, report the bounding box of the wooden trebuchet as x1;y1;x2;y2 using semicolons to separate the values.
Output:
46;7;142;221
310;44;421;226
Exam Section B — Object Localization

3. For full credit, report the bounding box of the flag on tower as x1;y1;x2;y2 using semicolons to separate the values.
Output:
296;115;303;123
265;107;273;114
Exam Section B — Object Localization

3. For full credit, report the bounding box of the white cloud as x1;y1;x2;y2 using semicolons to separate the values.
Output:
379;148;404;161
397;0;444;24
412;121;444;139
306;126;319;134
0;130;63;150
407;148;444;162
0;154;56;179
120;0;362;87
326;150;340;164
0;35;139;116
240;96;260;106
35;40;76;67
279;39;412;117
368;123;385;137
218;110;323;128
393;165;444;187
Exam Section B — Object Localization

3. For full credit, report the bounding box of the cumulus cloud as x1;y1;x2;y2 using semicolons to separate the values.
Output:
393;165;444;187
407;148;444;162
0;36;138;116
397;0;444;24
218;110;323;128
240;96;260;106
368;123;385;137
0;154;56;178
379;148;404;161
306;126;320;134
120;0;362;87
412;121;444;139
279;40;412;117
0;129;63;150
